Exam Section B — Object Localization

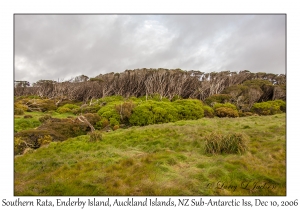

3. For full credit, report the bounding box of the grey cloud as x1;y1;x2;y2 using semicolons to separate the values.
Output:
14;14;286;84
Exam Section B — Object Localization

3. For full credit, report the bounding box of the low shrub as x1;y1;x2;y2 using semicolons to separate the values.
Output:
113;125;119;131
251;100;284;115
273;100;286;112
56;107;71;114
97;103;121;123
173;99;204;120
14;118;41;132
23;115;33;119
204;132;248;155
215;107;239;118
213;102;237;110
129;103;154;126
238;111;253;117
39;114;52;123
88;130;103;142
96;118;109;129
72;105;101;114
129;101;179;126
203;105;214;118
109;117;120;127
56;104;80;114
14;103;28;112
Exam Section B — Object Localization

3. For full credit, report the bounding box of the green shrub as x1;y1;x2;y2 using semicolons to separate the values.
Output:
109;117;120;127
97;104;121;122
173;99;204;120
273;100;286;112
56;107;71;114
215;107;239;118
88;130;103;142
14;103;28;111
96;118;110;129
129;99;205;126
61;103;80;110
213;102;237;110
14;118;41;132
203;105;214;118
23;115;33;118
56;104;80;114
129;101;179;126
72;105;101;114
251;100;284;115
152;102;178;123
204;132;248;155
129;103;155;126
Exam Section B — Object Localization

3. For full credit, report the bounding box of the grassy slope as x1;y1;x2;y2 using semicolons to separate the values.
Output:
14;114;286;196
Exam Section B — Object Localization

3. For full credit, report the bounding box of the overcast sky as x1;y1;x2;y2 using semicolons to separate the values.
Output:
14;14;286;84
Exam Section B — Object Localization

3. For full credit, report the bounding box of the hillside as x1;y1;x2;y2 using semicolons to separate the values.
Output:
14;113;286;196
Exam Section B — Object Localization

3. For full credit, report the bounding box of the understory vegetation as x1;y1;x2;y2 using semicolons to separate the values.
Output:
14;94;286;196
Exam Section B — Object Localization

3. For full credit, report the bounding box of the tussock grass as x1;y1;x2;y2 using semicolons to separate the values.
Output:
88;130;103;142
14;114;286;196
204;132;248;155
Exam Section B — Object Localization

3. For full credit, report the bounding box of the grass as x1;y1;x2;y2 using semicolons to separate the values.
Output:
14;113;286;196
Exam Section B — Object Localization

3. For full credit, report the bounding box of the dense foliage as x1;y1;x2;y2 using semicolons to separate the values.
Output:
15;69;286;103
251;100;286;115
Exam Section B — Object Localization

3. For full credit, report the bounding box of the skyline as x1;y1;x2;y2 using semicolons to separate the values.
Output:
14;14;286;84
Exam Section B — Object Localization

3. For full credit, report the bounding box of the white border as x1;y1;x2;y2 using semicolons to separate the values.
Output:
2;0;299;209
